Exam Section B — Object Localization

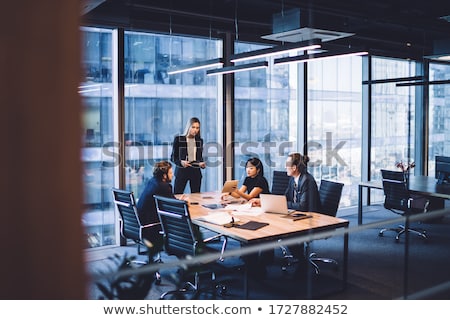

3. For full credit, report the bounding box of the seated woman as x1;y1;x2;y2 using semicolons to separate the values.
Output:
226;157;272;278
224;157;270;201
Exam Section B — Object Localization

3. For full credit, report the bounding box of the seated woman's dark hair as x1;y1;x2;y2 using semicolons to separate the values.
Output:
289;152;310;174
153;160;172;180
246;157;264;177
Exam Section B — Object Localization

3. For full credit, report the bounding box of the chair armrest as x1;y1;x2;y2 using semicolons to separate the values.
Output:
203;233;224;243
142;222;161;228
408;197;430;211
408;197;430;212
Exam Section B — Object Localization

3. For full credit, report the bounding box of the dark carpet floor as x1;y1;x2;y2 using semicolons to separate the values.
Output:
85;204;450;300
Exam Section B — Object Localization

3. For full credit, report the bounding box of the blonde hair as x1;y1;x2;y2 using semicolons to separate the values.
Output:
183;117;201;138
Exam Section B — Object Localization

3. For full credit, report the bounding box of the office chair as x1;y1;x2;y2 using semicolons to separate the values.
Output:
154;195;230;299
111;188;162;284
270;170;299;270
307;179;344;274
278;179;344;274
379;169;429;242
271;170;291;195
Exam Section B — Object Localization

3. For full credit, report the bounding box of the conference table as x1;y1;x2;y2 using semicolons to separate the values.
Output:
358;175;450;225
180;191;350;298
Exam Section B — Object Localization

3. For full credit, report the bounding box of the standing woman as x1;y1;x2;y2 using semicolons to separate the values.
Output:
171;117;206;194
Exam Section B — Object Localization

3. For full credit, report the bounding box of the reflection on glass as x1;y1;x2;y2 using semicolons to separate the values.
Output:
307;56;363;207
124;31;222;195
80;28;115;248
370;57;417;202
428;62;450;175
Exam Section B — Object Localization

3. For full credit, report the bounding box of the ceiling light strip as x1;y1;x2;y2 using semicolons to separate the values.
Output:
167;58;224;75
206;61;269;76
274;50;368;65
230;38;322;63
396;79;450;87
362;76;424;85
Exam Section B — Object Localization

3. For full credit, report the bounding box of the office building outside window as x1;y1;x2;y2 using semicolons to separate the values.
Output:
428;62;450;175
123;31;222;196
233;41;298;184
307;56;363;207
80;28;115;248
80;28;223;248
370;57;418;202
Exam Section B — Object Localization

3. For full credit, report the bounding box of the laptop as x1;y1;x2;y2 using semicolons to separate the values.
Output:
221;180;239;193
260;194;294;214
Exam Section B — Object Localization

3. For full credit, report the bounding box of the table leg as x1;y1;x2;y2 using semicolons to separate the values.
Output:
358;184;363;225
342;231;348;290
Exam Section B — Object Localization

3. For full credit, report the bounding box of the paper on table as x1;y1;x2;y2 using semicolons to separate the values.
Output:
224;202;264;216
198;211;240;226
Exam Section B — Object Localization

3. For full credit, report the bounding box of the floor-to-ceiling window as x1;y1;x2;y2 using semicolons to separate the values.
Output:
233;42;297;186
80;28;223;248
80;27;115;248
124;31;223;197
307;56;364;207
79;27;437;249
370;57;418;202
428;62;450;174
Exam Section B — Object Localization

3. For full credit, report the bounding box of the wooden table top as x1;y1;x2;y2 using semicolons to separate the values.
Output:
180;192;349;244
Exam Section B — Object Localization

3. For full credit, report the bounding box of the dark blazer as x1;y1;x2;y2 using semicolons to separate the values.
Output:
285;172;321;212
171;135;204;168
136;177;175;225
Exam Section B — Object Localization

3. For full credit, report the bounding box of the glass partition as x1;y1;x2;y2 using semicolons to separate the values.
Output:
428;62;450;176
124;31;222;195
307;56;363;207
80;27;115;248
233;42;297;186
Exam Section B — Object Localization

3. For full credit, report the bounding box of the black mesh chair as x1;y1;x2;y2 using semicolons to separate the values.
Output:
271;170;291;195
379;169;429;242
270;170;296;270
307;180;344;274
154;195;230;299
111;188;162;283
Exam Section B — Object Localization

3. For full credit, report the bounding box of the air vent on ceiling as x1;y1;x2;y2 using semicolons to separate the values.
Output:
262;27;355;43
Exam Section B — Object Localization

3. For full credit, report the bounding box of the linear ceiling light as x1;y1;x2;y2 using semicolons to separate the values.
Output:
206;61;269;76
167;58;224;75
274;50;368;65
230;38;322;63
396;79;450;87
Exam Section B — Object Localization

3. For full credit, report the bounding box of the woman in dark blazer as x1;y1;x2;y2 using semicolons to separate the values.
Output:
171;117;206;193
284;152;321;280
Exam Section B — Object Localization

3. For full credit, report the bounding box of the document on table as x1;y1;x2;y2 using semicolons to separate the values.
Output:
197;211;240;226
224;202;264;216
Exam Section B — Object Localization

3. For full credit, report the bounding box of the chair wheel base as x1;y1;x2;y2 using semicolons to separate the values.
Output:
216;284;227;295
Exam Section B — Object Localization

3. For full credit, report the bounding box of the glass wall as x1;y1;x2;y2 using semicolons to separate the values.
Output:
80;27;115;248
79;27;441;249
428;62;450;175
123;31;223;196
369;57;418;202
233;42;297;187
371;57;417;178
307;56;363;207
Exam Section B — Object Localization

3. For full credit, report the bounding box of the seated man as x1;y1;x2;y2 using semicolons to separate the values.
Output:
136;161;176;260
